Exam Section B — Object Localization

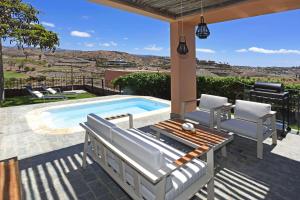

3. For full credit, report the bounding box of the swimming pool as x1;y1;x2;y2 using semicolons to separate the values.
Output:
41;97;169;129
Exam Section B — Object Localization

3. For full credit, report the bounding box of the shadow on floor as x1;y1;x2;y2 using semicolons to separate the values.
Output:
19;144;131;200
19;135;300;200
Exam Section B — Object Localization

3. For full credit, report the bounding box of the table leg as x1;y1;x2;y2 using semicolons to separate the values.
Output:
221;146;227;157
156;131;161;139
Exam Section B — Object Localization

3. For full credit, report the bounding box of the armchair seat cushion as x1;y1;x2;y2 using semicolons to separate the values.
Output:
220;119;269;139
184;110;210;126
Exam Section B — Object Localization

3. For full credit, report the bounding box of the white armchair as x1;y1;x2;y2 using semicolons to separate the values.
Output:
217;100;277;159
181;94;230;129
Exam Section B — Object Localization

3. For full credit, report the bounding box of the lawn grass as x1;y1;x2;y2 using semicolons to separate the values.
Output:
290;123;300;131
4;71;29;79
0;92;97;107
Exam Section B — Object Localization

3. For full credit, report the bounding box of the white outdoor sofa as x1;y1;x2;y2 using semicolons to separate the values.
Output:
80;114;214;200
181;94;230;129
217;100;277;159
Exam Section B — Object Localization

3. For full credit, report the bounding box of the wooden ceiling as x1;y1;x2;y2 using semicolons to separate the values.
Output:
90;0;300;24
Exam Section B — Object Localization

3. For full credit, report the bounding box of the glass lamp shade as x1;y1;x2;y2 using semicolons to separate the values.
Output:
196;16;210;39
177;36;189;55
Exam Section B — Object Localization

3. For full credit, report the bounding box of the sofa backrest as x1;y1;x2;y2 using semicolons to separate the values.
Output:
235;100;271;122
87;114;116;141
111;127;163;171
200;94;228;110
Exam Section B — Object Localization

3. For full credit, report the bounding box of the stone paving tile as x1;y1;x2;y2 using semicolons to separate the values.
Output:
1;110;299;200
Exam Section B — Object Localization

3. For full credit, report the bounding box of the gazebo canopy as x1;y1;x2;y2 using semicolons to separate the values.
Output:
91;0;300;24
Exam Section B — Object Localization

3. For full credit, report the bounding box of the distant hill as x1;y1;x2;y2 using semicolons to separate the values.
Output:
2;46;300;79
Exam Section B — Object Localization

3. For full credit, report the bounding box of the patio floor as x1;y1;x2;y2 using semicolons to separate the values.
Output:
16;130;300;200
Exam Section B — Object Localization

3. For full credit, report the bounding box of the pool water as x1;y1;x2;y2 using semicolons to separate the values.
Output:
42;98;169;128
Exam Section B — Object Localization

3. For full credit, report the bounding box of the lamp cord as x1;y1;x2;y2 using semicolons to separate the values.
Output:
201;0;204;17
181;0;183;37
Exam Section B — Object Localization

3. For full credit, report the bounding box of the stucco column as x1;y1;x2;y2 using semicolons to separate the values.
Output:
170;21;197;118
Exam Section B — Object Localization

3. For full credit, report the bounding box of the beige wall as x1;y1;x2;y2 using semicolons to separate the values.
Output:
104;70;132;88
170;21;197;116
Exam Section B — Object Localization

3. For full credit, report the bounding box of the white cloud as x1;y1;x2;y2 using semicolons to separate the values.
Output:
41;21;55;28
110;41;117;46
236;47;300;55
196;48;216;54
81;16;90;20
134;48;139;50
70;31;91;38
99;41;118;47
123;37;129;40
144;44;163;51
248;47;300;55
84;43;95;47
236;49;248;53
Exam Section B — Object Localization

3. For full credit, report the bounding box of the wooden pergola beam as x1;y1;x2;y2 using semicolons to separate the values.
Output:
90;0;176;21
90;0;300;25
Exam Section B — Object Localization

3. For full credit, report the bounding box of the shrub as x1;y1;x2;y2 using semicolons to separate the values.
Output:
113;72;300;101
24;66;31;72
113;72;171;99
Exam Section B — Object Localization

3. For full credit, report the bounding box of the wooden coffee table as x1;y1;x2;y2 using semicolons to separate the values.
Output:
150;119;234;157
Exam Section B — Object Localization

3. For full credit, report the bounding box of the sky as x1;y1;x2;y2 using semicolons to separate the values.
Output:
7;0;300;67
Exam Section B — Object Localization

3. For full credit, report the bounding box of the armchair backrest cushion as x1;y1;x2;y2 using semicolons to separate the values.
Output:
200;94;228;110
235;100;271;122
111;127;163;171
87;114;116;141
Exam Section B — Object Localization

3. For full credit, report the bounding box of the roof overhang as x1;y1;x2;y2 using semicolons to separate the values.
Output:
90;0;300;25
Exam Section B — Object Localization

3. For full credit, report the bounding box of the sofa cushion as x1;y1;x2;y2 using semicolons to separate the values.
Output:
200;94;228;110
235;100;271;123
126;129;207;200
111;127;164;171
220;118;269;139
87;114;116;141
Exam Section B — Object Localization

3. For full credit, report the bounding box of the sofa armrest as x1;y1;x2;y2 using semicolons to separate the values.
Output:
173;146;210;167
105;113;133;128
162;146;213;178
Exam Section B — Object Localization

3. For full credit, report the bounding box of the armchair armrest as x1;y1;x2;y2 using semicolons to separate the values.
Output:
180;98;201;119
258;111;276;121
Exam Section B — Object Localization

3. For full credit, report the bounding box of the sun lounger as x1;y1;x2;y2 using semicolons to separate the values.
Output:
217;100;277;159
80;114;214;200
25;86;67;100
41;85;77;95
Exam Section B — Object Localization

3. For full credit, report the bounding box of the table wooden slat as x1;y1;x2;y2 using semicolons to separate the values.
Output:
154;119;231;148
0;158;21;200
174;146;209;166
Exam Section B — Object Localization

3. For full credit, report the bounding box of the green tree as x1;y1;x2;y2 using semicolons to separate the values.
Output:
18;60;25;71
0;0;59;101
